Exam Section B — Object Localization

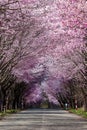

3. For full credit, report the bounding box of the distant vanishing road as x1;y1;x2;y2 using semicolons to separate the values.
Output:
0;109;87;130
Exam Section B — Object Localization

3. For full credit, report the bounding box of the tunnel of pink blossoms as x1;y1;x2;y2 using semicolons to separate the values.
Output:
13;0;87;106
0;0;87;109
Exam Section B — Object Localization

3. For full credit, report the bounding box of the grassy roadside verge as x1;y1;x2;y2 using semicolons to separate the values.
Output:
0;109;20;119
69;108;87;118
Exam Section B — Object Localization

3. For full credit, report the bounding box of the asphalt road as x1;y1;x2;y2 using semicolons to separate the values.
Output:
0;109;87;130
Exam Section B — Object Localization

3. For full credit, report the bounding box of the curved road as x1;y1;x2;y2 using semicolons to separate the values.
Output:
0;109;87;130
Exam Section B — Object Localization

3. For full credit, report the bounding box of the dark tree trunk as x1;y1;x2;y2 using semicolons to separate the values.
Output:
83;95;87;111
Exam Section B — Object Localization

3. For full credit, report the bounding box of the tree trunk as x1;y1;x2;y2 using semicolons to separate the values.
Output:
83;95;87;111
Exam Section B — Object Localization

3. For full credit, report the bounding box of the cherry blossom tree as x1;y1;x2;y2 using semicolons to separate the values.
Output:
14;0;87;109
0;0;40;109
1;0;87;110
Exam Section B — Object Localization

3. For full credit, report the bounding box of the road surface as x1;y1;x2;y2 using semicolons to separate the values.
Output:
0;109;87;130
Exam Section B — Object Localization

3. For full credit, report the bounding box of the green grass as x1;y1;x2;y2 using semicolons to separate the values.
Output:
6;109;18;113
0;112;6;117
0;109;20;119
40;104;48;108
69;108;87;118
